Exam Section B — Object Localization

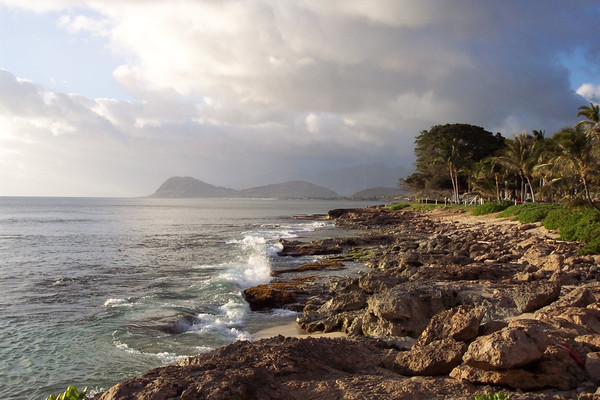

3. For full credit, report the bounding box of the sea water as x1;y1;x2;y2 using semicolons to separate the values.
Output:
0;197;377;399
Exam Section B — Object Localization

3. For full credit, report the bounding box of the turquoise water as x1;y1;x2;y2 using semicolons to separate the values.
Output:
0;197;377;399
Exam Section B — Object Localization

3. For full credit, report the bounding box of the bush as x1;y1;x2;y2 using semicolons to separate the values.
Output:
543;208;568;231
516;203;562;223
388;203;411;211
498;204;521;218
498;203;561;223
472;200;513;216
46;386;87;400
541;206;600;255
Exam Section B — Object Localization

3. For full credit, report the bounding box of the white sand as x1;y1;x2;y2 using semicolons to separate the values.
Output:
252;322;347;340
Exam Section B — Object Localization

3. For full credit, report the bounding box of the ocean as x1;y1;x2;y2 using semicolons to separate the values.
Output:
0;197;378;399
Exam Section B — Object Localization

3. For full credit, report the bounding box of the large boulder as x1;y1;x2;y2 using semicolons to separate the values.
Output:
463;321;549;370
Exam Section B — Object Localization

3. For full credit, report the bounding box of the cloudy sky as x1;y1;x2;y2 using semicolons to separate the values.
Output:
0;1;599;196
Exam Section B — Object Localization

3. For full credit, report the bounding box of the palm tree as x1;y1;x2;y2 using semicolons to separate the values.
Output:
472;157;505;201
494;131;541;202
576;102;600;137
550;126;599;210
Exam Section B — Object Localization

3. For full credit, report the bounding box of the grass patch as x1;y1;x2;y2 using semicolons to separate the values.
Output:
388;203;411;211
472;200;513;216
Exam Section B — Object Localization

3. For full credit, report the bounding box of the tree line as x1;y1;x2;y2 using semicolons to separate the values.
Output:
401;103;600;210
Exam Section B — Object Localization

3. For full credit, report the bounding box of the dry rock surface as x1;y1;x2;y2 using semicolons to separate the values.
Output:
94;206;600;399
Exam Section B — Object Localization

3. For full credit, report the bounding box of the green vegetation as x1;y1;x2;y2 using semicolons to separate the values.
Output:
388;203;411;211
401;104;600;210
472;200;513;215
543;206;600;255
498;203;562;223
402;123;505;203
330;247;374;262
474;392;511;400
46;386;87;400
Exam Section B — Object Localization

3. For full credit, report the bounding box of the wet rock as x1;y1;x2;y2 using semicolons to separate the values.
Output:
242;278;318;311
277;238;343;257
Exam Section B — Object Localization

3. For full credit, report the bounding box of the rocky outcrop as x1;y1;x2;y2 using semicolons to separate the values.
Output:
95;206;600;399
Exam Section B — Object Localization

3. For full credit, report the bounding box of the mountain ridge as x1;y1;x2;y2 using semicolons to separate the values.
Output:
150;177;340;199
150;176;404;199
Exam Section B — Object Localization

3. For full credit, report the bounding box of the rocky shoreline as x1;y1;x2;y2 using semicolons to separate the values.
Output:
94;205;600;399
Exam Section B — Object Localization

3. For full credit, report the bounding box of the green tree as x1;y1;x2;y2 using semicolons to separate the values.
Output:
549;126;599;210
409;123;505;202
576;102;600;137
495;131;541;202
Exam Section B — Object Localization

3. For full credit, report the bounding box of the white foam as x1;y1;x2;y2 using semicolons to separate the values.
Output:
103;298;132;308
155;352;188;364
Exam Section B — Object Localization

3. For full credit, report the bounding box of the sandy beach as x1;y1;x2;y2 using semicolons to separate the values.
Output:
252;321;347;340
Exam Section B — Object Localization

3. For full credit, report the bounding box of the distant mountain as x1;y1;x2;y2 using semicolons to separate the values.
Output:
239;180;339;199
150;177;340;199
149;176;238;198
349;187;405;200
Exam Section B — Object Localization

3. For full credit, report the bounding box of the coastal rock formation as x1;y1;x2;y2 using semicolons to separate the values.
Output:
95;206;600;399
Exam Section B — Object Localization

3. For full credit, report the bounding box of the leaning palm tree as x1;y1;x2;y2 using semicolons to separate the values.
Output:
576;102;600;137
494;131;541;202
550;126;600;210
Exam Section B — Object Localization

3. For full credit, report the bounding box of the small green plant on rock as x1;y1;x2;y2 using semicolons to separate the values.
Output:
46;385;87;400
474;392;510;400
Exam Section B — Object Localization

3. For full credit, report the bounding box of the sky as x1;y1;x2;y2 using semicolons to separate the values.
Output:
0;1;599;197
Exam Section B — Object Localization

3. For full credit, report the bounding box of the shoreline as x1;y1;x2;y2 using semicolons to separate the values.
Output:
93;205;600;400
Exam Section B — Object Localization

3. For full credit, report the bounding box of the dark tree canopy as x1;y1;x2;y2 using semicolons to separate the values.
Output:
405;123;505;199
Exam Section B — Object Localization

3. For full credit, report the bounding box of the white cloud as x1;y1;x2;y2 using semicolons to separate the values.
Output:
0;1;599;195
577;83;600;103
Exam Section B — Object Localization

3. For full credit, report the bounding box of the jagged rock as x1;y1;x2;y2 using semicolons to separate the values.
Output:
463;322;549;370
512;281;561;313
365;283;458;338
416;306;484;346
385;338;467;376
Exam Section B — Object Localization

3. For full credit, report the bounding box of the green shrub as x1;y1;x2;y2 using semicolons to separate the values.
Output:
498;203;561;223
498;204;521;218
541;206;600;255
516;203;562;223
474;392;511;400
46;386;87;400
388;203;411;211
581;236;600;255
543;208;568;230
472;200;513;216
